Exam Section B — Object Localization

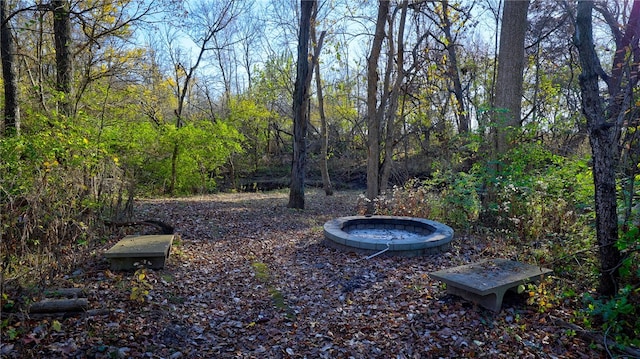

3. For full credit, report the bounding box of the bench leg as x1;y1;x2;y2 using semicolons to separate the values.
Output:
446;286;506;312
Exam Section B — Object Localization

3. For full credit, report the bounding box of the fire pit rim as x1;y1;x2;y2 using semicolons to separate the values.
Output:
323;215;454;256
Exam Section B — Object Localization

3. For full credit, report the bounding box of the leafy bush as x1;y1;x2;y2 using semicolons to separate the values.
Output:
102;119;244;195
583;285;640;348
368;170;481;231
481;143;594;242
0;120;121;287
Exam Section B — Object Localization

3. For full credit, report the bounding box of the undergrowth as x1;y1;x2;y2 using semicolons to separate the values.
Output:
363;146;639;349
0;125;132;310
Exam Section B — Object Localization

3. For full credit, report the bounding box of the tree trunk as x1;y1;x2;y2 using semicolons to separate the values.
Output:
52;0;72;117
311;26;332;196
589;131;622;296
366;0;390;212
288;0;315;209
482;0;529;215
380;0;408;193
169;143;179;195
493;0;529;155
574;0;640;295
0;0;19;136
29;298;88;313
441;0;468;134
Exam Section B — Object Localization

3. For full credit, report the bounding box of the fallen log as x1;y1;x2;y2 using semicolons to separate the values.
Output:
11;308;108;321
29;298;88;314
43;288;86;298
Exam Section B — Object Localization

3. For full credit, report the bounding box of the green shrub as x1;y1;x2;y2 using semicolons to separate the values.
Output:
370;170;481;231
0;120;118;287
483;143;594;242
583;285;640;348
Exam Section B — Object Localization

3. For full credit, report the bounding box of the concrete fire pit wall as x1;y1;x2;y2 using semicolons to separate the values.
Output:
323;215;454;257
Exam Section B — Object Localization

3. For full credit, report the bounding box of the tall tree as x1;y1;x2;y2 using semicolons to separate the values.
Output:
440;0;469;134
235;7;264;92
380;0;408;193
366;0;390;211
417;0;474;134
574;0;640;296
51;0;72;117
493;0;529;155
165;0;243;195
310;19;332;196
288;0;315;209
0;0;19;135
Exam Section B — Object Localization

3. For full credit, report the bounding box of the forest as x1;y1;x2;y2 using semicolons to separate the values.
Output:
1;0;639;357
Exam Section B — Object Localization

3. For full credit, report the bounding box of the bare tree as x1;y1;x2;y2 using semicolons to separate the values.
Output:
235;9;264;92
440;0;470;133
415;0;474;134
574;0;640;296
380;0;408;193
71;0;161;116
288;0;316;209
366;0;390;211
310;19;332;196
165;0;244;195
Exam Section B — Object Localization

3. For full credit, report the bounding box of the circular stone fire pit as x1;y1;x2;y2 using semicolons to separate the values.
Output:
323;216;454;256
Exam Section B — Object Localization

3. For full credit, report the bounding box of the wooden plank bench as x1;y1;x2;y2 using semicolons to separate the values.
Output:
104;234;175;270
429;258;552;312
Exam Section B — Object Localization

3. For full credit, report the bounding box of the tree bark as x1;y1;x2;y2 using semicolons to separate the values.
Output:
588;129;622;296
0;0;19;136
0;1;18;134
52;0;72;117
366;0;390;212
482;0;529;214
574;0;640;296
380;0;408;193
440;0;468;133
311;25;332;196
169;142;179;195
29;298;88;313
493;0;529;154
288;0;315;209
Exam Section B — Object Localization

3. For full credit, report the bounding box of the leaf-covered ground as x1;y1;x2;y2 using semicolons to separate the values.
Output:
2;189;606;358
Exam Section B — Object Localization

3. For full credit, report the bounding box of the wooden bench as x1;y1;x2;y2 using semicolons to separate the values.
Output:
429;259;552;312
104;234;175;270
